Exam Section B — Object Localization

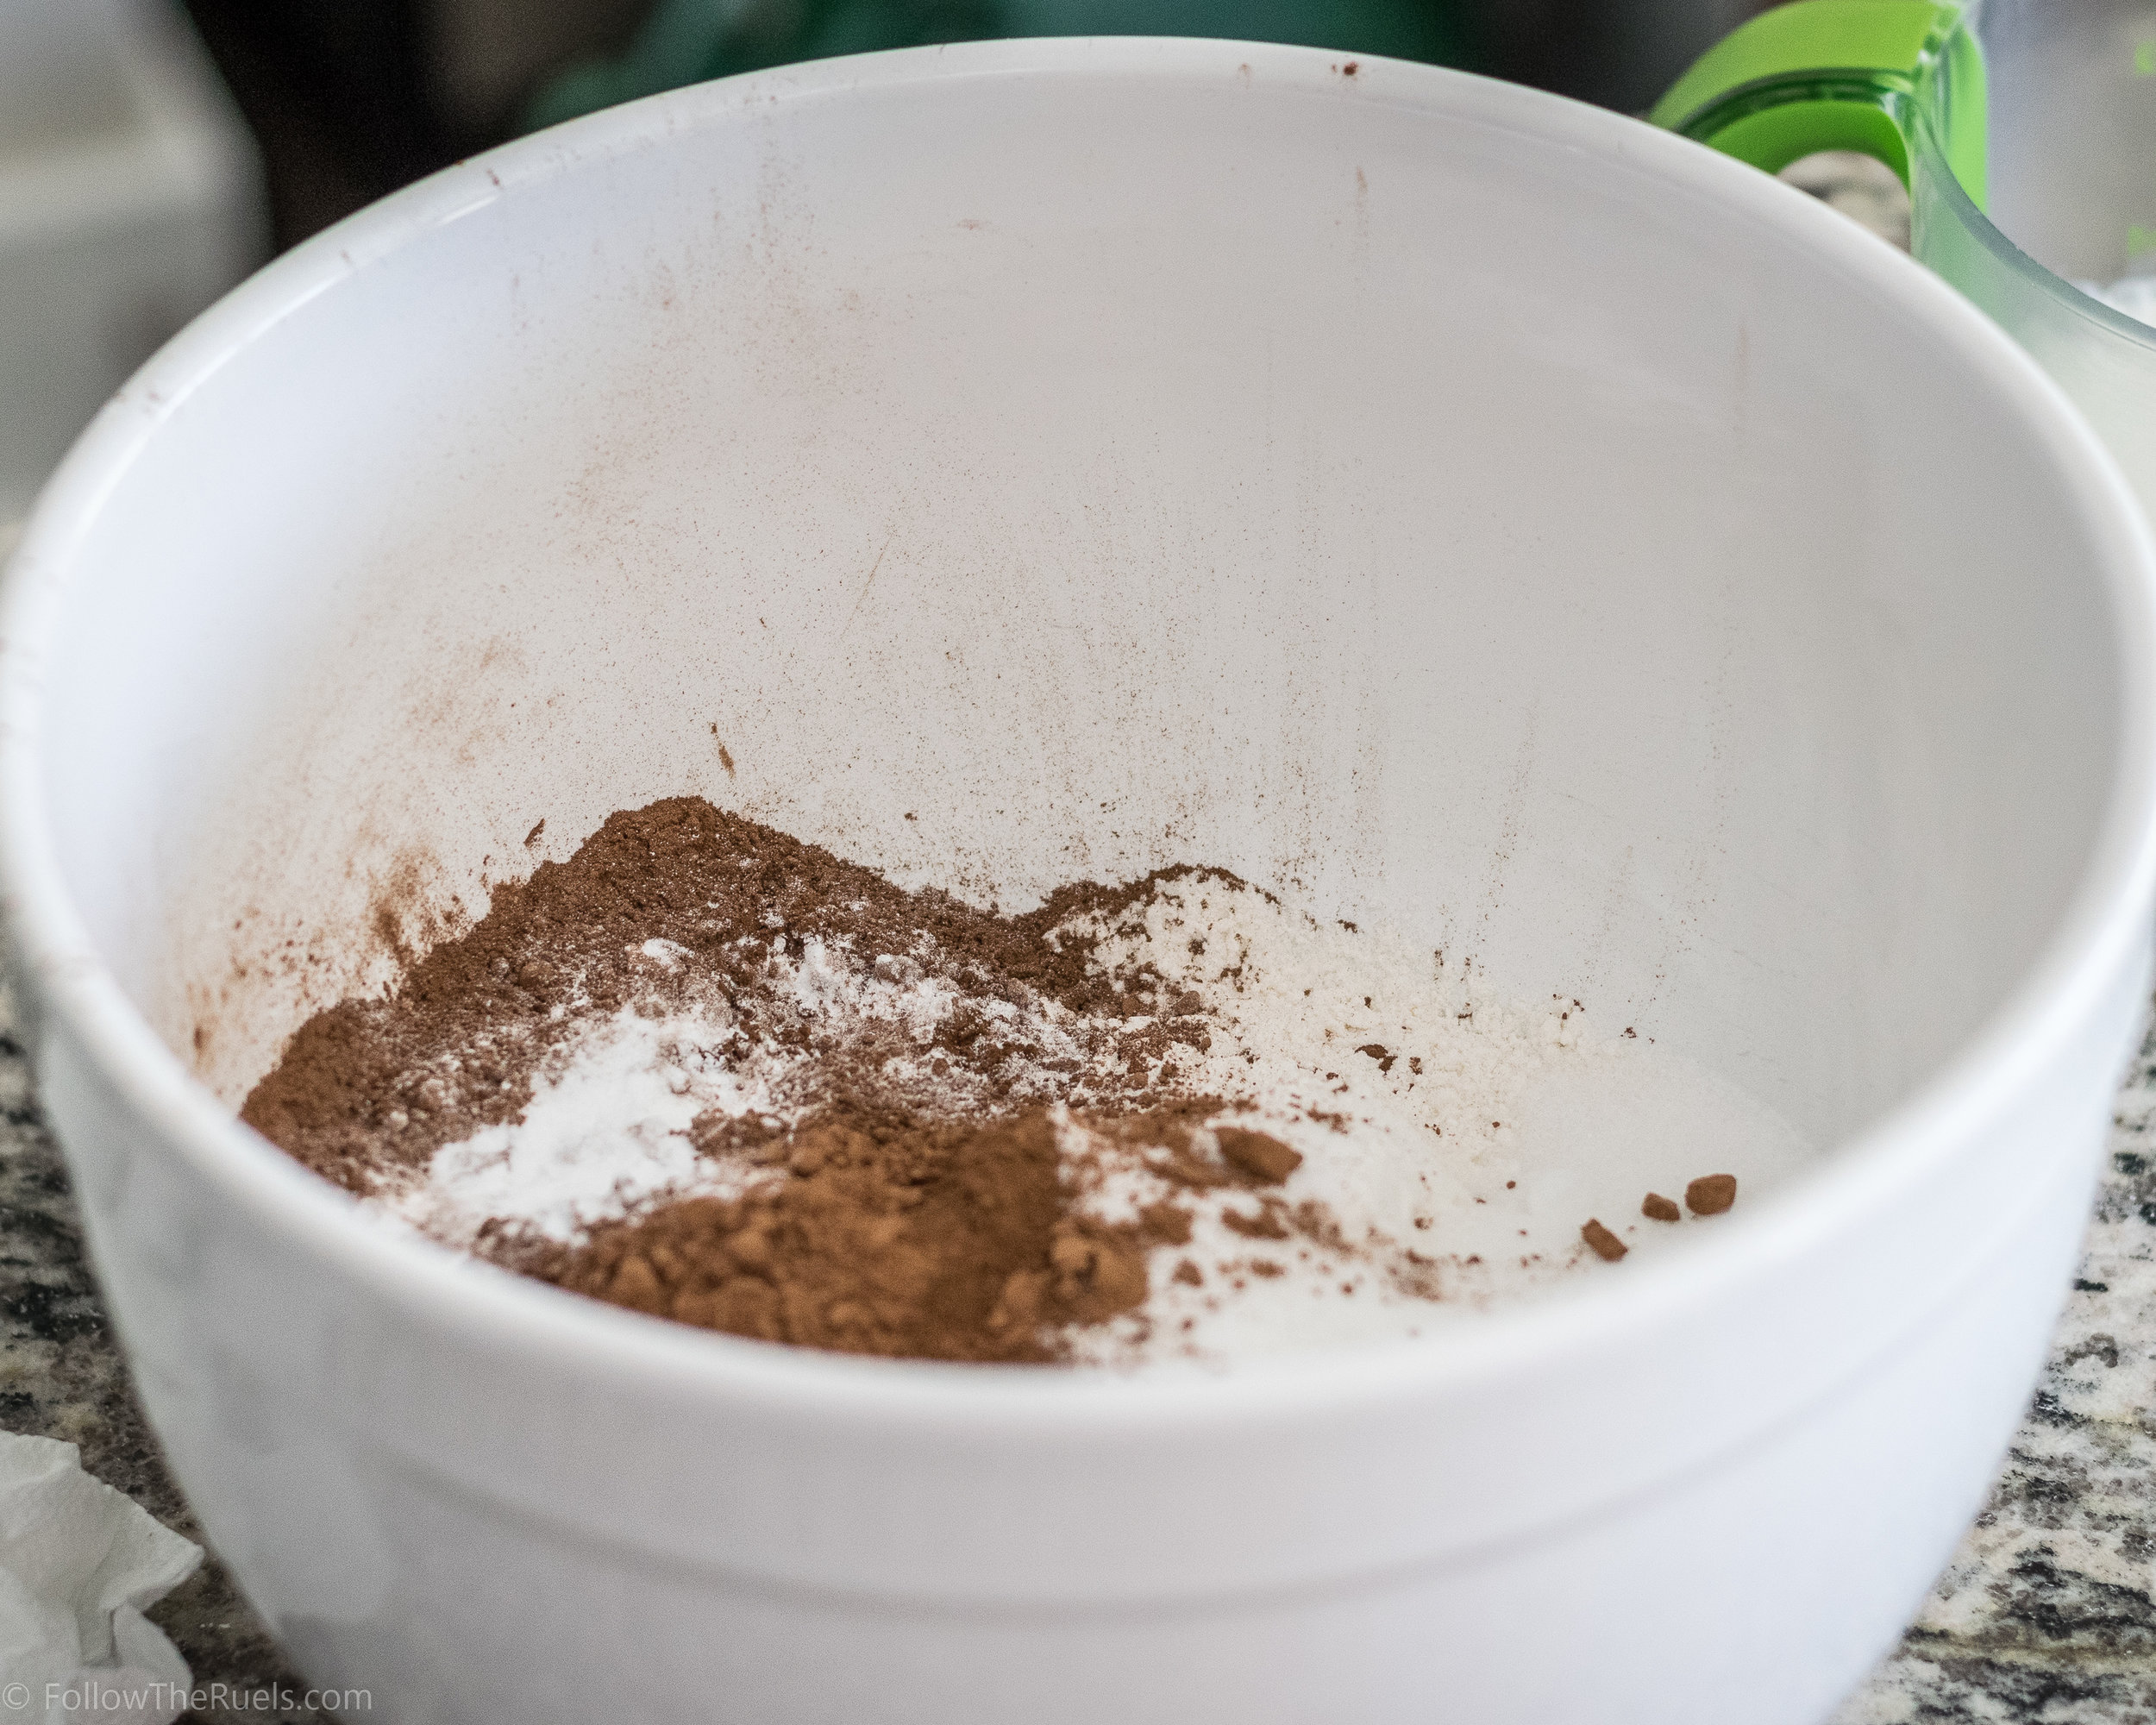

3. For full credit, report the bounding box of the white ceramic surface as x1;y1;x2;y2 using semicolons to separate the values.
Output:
3;40;2154;1725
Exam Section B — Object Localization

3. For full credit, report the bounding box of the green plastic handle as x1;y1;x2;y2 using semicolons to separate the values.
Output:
1651;0;1986;209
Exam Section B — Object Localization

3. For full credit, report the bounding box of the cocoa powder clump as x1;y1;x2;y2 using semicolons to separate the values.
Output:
1580;1219;1627;1262
244;799;1190;1192
240;796;1295;1364
526;1102;1188;1363
1685;1173;1739;1216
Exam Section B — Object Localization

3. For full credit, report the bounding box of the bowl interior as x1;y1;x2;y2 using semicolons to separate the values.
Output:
17;47;2134;1258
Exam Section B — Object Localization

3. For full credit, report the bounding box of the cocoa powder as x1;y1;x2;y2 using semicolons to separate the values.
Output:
1685;1173;1739;1216
524;1104;1198;1364
241;797;1312;1363
1580;1219;1627;1262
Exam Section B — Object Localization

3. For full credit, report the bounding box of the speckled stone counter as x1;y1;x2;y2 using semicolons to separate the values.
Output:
1827;1026;2156;1725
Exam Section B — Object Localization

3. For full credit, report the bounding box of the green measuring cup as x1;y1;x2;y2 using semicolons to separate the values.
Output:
1657;0;2156;518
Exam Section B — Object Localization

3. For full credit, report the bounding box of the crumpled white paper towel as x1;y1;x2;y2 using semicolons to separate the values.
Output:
0;1432;201;1725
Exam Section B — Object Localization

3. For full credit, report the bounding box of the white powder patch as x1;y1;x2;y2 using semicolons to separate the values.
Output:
385;1007;760;1247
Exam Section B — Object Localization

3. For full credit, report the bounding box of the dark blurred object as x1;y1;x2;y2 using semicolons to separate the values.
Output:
429;0;656;140
181;0;450;247
526;0;1476;132
179;0;649;246
1470;0;1768;115
181;0;1774;252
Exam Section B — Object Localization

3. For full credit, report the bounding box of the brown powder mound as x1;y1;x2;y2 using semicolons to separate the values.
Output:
239;795;1309;1364
527;1103;1198;1364
242;797;1221;1195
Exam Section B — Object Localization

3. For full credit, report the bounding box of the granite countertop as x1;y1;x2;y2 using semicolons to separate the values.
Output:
3;155;2154;1725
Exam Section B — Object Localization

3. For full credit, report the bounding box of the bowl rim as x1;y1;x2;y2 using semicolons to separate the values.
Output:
3;34;2153;1433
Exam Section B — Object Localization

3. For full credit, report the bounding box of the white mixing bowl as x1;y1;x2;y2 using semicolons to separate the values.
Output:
3;39;2153;1725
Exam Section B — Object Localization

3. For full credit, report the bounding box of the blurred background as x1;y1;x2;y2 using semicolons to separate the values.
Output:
1;0;1777;524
